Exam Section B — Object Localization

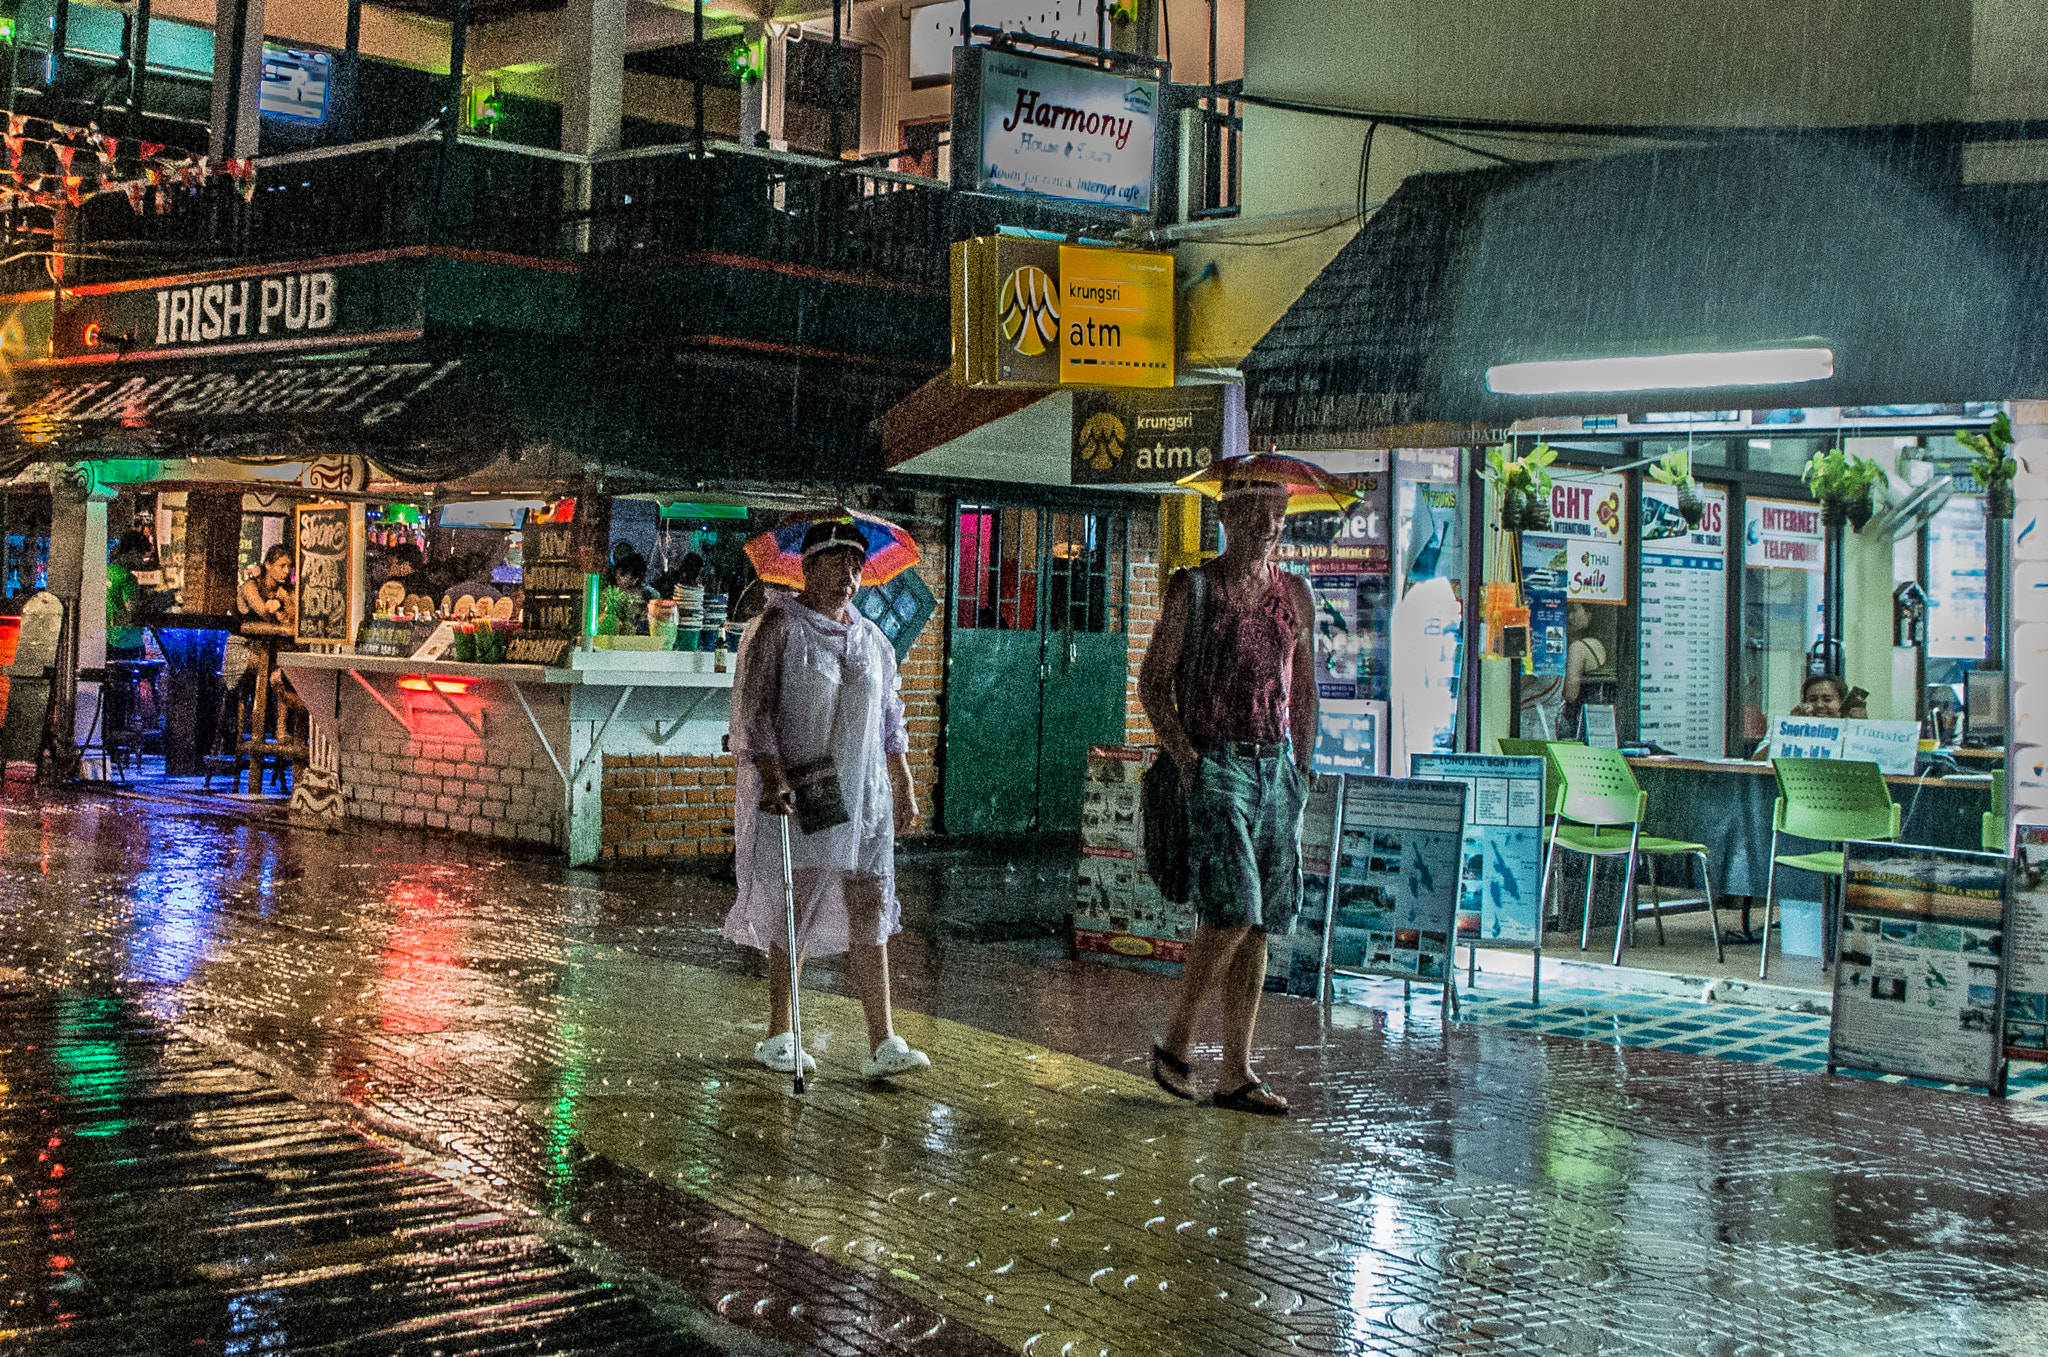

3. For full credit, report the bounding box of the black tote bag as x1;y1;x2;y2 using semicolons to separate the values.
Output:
1141;567;1207;904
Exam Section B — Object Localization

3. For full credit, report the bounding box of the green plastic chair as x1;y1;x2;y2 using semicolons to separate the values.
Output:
1985;768;2007;855
1540;743;1723;966
1760;758;1901;981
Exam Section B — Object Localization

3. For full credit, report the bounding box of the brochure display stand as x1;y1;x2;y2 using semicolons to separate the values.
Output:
1411;753;1549;1001
1302;775;1469;1017
1073;745;1196;969
1827;840;2012;1096
2006;826;2048;1064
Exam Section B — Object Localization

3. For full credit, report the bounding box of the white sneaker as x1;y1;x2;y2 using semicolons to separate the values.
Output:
755;1032;816;1074
860;1034;931;1079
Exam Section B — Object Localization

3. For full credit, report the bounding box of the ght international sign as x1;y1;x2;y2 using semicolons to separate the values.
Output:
952;236;1172;391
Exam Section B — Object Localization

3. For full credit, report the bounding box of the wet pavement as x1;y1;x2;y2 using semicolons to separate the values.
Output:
4;789;2048;1354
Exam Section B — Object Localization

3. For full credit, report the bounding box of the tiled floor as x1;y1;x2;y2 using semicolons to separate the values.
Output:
5;788;2048;1354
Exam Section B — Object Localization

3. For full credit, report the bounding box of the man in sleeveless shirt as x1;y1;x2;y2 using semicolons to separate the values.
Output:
1138;480;1317;1116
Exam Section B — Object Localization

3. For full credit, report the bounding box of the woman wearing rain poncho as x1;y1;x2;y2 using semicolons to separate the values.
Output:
725;513;931;1080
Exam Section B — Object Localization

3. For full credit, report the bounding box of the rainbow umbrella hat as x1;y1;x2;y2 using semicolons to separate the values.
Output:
744;508;921;589
1176;452;1359;514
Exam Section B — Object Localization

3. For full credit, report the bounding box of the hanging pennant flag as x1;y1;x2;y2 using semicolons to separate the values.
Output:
63;176;84;208
3;137;21;171
6;115;24;139
124;180;145;214
53;145;74;176
139;142;164;162
232;161;257;203
97;136;118;170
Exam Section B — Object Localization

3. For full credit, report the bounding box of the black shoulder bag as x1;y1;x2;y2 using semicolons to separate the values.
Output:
1141;566;1208;904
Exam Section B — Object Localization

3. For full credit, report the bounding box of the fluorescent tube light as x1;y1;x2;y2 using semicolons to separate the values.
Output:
1486;347;1834;396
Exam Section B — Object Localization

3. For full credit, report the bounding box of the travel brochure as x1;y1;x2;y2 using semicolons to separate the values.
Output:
1829;840;2011;1091
1410;753;1547;948
1303;776;1469;987
2007;826;2048;1061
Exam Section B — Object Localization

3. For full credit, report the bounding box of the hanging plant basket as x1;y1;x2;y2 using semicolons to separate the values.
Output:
1958;413;2025;520
1488;443;1557;534
1846;492;1875;531
1676;479;1705;528
1804;448;1885;535
1821;497;1849;529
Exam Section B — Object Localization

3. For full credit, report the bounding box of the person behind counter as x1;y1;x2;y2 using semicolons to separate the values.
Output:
1748;673;1849;759
105;531;155;662
597;552;652;635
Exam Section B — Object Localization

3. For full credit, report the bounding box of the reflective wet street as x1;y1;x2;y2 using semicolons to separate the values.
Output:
4;790;2048;1355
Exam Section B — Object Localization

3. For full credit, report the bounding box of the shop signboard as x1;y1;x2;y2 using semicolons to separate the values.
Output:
46;255;428;362
1073;745;1195;968
1828;840;2011;1093
1744;496;1826;571
954;47;1159;211
509;499;602;667
1523;467;1626;605
1313;775;1468;985
2008;826;2048;1062
1069;384;1241;485
1277;473;1390;576
952;236;1172;390
1639;482;1729;758
355;616;439;658
1411;753;1546;950
0;359;464;442
1312;699;1387;776
293;502;353;645
1767;716;1920;774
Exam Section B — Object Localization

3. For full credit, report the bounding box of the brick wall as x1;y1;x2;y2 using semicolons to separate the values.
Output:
1125;508;1162;747
597;497;951;861
338;726;561;847
599;752;738;860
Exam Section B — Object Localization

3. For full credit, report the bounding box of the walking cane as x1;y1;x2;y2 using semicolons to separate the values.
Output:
779;814;805;1095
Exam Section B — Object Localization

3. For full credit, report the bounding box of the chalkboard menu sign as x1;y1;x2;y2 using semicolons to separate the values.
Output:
295;502;354;645
508;499;593;667
356;616;440;657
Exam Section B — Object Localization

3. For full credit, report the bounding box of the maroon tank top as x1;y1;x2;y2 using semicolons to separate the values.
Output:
1182;565;1303;747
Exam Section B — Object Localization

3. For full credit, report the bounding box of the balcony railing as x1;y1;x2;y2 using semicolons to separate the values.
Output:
6;133;1129;297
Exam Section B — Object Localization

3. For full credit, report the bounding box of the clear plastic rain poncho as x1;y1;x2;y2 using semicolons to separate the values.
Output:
724;592;909;957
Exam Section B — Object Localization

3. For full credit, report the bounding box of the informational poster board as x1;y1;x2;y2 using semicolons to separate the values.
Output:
1411;754;1546;951
1768;717;1920;774
2006;826;2048;1062
1312;699;1387;776
293;501;353;645
1828;840;2011;1092
1582;704;1618;748
1639;482;1729;757
1073;746;1195;969
1315;775;1468;986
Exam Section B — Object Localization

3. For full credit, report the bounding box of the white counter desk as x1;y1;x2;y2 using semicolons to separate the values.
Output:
278;649;735;864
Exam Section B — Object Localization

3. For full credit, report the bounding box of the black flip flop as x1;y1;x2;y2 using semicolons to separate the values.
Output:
1214;1080;1290;1117
1151;1043;1195;1101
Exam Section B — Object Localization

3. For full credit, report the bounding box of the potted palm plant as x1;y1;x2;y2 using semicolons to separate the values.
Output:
1647;450;1706;528
1956;412;2024;519
1485;442;1557;532
1802;447;1885;531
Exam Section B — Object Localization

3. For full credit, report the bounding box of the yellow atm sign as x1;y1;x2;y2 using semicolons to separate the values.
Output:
1056;245;1172;388
952;237;1173;390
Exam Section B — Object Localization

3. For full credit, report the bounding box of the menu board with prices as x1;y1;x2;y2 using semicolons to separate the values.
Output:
1073;745;1196;968
509;498;604;667
1638;482;1729;757
1829;841;2012;1092
355;616;440;657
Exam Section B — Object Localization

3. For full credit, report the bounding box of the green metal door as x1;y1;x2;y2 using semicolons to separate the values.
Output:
942;502;1130;835
1035;511;1131;832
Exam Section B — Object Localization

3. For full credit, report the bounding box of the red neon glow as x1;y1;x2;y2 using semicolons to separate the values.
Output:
397;675;473;694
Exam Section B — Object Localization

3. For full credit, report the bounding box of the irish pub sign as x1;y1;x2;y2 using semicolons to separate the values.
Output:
952;236;1173;390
